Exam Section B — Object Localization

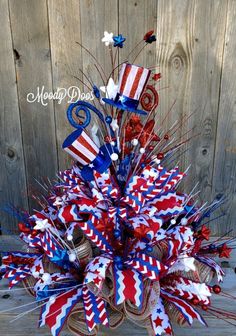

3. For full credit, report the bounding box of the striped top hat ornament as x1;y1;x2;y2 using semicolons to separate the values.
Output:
63;127;112;180
103;63;151;115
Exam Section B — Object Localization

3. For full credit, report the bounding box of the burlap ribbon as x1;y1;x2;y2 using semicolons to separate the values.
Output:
22;232;213;335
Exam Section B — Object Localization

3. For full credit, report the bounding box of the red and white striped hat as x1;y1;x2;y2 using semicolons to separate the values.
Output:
103;63;151;115
62;128;111;175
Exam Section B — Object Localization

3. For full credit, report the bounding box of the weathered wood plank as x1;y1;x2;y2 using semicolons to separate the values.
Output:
8;0;58;211
79;0;118;85
183;0;228;233
0;0;28;234
118;0;157;68
156;0;228;235
47;0;83;171
79;0;118;136
212;0;236;235
155;0;192;140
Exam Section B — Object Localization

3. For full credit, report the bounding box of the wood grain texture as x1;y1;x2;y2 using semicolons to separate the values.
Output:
183;0;228;229
156;1;228;230
212;0;236;235
79;0;118;84
0;237;236;336
8;0;58;211
118;0;157;68
78;0;119;136
47;0;83;171
0;0;28;234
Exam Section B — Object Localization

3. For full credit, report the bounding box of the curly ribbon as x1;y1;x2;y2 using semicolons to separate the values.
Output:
140;85;159;112
67;101;105;129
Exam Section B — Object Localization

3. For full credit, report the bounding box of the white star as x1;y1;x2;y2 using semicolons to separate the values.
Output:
181;256;196;271
110;118;119;132
101;31;114;46
168;254;196;274
34;219;51;232
91;124;100;147
100;78;118;100
119;95;126;103
53;195;67;206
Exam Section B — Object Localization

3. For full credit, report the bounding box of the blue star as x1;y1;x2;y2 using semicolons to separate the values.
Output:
99;263;104;268
156;308;162;314
113;34;126;48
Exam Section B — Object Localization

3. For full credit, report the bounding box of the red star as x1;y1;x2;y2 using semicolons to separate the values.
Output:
103;178;110;185
152;73;161;81
177;199;183;206
179;226;188;234
35;265;41;272
154;316;163;328
135;225;150;238
93;277;101;286
143;30;154;41
218;243;232;258
93;259;100;266
164;326;172;334
199;225;211;240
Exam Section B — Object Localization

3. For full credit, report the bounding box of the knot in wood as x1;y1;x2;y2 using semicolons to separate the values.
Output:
7;147;16;160
172;55;183;70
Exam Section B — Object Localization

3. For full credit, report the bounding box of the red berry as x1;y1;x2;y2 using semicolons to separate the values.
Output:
148;145;154;151
164;134;169;140
212;285;221;294
202;305;208;311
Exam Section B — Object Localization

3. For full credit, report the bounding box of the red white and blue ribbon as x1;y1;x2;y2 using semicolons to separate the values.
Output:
82;286;109;332
161;289;206;326
39;288;82;336
114;266;143;308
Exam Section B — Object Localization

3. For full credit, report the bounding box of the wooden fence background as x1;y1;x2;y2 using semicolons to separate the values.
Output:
0;0;236;235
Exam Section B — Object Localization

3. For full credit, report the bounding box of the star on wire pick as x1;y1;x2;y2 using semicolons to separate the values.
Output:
110;118;119;132
113;34;126;48
100;78;118;99
34;219;51;232
101;31;114;46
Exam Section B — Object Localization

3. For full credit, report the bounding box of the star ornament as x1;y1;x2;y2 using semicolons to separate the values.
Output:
100;78;118;100
34;219;51;232
113;34;126;48
143;30;156;44
101;31;114;46
218;243;232;258
110;118;119;132
168;254;196;273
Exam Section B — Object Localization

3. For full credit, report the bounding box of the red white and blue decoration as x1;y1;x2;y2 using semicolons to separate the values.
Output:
1;30;235;336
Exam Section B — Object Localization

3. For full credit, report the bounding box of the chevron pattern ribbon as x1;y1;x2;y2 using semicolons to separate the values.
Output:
125;253;168;281
82;286;109;332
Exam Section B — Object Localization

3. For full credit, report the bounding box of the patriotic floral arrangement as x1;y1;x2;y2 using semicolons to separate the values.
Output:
0;31;234;336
